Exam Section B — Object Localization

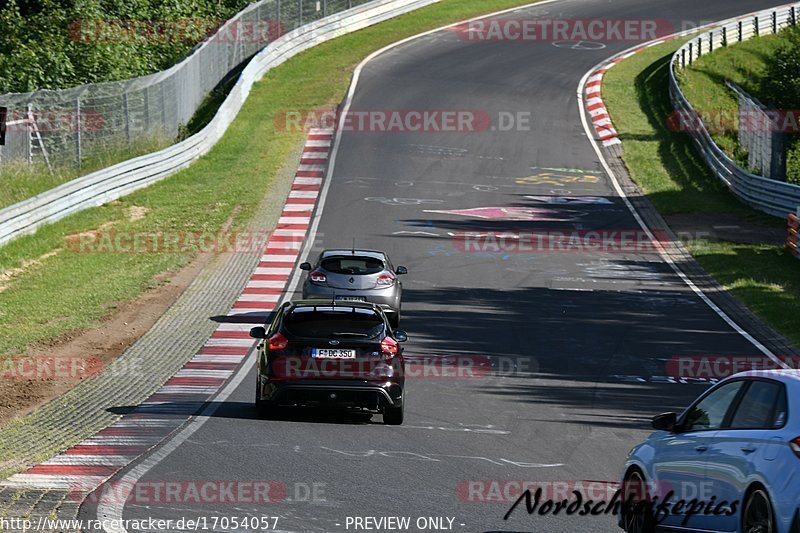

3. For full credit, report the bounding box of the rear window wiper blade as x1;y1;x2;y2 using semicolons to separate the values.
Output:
331;332;369;337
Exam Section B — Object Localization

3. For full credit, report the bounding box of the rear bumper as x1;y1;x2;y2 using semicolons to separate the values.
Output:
258;378;403;410
301;283;400;315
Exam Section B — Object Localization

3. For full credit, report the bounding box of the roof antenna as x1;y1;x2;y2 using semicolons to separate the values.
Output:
351;238;355;255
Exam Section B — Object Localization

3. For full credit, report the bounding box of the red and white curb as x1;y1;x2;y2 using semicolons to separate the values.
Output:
0;128;334;492
584;39;676;147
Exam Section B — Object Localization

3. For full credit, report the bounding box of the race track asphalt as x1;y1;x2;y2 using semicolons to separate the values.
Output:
86;1;789;531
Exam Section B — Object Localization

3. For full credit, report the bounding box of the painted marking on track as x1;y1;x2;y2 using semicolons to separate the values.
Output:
525;195;613;205
365;197;444;206
531;166;600;174
313;447;560;467
392;231;440;236
516;173;601;186
424;206;583;222
553;40;606;50
402;424;509;434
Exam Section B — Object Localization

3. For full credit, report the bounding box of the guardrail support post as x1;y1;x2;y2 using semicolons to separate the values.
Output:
688;42;693;64
26;103;33;167
75;98;82;169
160;82;166;131
681;48;686;69
755;15;759;36
772;11;777;33
722;26;727;46
123;91;131;144
698;37;702;58
792;6;797;26
738;20;743;41
143;86;150;131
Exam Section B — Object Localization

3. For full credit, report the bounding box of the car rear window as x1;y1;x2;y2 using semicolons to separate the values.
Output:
321;256;384;275
284;307;384;338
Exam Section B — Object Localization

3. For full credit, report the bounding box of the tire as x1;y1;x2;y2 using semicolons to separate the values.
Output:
742;487;775;533
383;404;404;425
390;311;401;329
255;379;275;419
621;470;655;533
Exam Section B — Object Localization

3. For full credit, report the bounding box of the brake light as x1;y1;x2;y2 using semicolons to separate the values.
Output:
380;336;398;355
377;274;395;286
268;332;288;350
309;270;327;284
790;437;800;458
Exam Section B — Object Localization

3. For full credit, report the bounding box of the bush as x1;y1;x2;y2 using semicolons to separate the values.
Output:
787;139;800;185
0;0;248;93
759;26;800;184
759;26;800;109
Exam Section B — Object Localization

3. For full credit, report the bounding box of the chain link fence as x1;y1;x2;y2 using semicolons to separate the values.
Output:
0;0;364;170
726;81;787;180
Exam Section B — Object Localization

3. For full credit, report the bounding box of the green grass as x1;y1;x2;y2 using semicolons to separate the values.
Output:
602;40;758;216
677;33;786;165
603;40;800;347
677;28;800;183
0;133;172;211
0;0;543;360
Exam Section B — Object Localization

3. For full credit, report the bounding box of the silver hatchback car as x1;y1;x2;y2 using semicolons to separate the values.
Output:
300;249;407;326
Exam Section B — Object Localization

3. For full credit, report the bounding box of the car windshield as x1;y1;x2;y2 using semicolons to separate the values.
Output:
284;307;384;338
321;256;384;275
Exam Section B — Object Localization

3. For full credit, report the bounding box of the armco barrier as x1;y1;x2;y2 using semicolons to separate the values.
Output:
669;3;800;218
788;212;800;259
0;0;440;248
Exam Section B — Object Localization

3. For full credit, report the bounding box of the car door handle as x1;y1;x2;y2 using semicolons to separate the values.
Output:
740;446;757;454
695;445;708;452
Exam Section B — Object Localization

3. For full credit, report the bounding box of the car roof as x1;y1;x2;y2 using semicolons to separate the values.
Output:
287;299;383;312
320;249;387;261
727;369;800;383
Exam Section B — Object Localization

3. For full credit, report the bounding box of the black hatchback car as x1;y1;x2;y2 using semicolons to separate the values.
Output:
249;300;408;424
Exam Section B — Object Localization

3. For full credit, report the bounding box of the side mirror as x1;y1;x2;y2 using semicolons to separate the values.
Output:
394;330;408;342
652;412;678;432
300;262;312;271
249;326;267;339
395;266;408;275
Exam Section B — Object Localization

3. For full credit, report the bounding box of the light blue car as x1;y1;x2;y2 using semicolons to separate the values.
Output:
620;369;800;533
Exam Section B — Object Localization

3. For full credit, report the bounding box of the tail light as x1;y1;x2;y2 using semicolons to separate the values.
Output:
268;332;288;350
376;274;395;286
371;362;395;379
380;336;398;356
309;270;327;284
790;437;800;458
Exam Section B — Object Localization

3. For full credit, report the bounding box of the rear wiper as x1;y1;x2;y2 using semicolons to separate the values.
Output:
331;332;369;337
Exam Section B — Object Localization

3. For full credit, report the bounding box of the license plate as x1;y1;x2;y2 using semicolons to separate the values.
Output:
334;296;366;302
312;348;356;358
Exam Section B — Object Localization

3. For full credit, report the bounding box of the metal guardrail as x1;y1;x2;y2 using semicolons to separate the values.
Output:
788;212;799;259
669;3;800;218
0;0;440;247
